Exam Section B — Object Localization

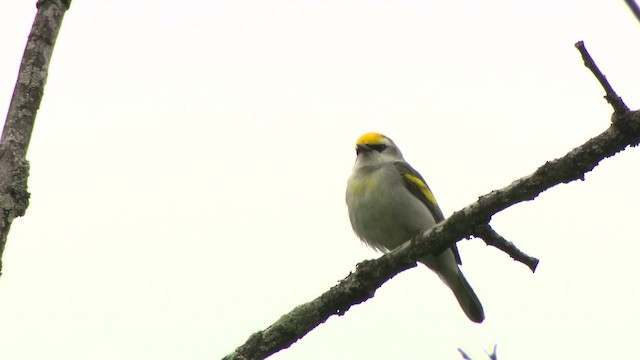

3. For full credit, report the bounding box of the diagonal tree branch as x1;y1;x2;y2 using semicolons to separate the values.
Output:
0;0;72;275
223;43;639;359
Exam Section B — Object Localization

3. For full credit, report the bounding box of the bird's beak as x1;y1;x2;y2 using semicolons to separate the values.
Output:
356;144;371;155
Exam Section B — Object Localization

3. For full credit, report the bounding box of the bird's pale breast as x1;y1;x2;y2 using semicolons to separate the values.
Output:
347;165;437;252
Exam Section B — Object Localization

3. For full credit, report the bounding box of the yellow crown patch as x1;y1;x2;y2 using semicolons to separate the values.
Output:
356;132;387;145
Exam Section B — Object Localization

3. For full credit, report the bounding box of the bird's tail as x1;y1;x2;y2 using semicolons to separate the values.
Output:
444;269;485;323
420;251;485;323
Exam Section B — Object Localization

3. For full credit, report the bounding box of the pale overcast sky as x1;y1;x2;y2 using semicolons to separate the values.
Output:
1;1;639;359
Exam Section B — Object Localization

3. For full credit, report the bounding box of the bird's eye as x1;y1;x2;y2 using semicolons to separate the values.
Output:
370;144;387;152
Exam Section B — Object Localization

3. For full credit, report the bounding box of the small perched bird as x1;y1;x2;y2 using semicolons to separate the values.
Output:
345;132;484;323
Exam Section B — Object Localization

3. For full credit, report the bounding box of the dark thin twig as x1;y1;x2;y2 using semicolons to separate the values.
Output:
473;224;539;273
457;344;498;360
575;41;629;115
458;348;473;360
487;344;498;360
624;0;640;24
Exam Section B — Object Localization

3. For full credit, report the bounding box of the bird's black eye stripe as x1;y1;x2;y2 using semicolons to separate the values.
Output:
370;144;387;152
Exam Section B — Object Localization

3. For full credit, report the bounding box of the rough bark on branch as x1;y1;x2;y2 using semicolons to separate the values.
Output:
0;0;72;274
223;44;639;359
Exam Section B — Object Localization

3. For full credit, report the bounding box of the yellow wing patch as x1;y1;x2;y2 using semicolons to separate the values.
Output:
403;173;438;208
356;132;386;145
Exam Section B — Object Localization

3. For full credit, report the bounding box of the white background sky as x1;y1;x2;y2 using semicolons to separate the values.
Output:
1;1;639;359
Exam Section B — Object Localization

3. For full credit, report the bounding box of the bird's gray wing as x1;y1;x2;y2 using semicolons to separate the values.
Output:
393;161;462;265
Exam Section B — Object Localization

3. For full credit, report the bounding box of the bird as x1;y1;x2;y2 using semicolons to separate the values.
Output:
345;132;484;323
